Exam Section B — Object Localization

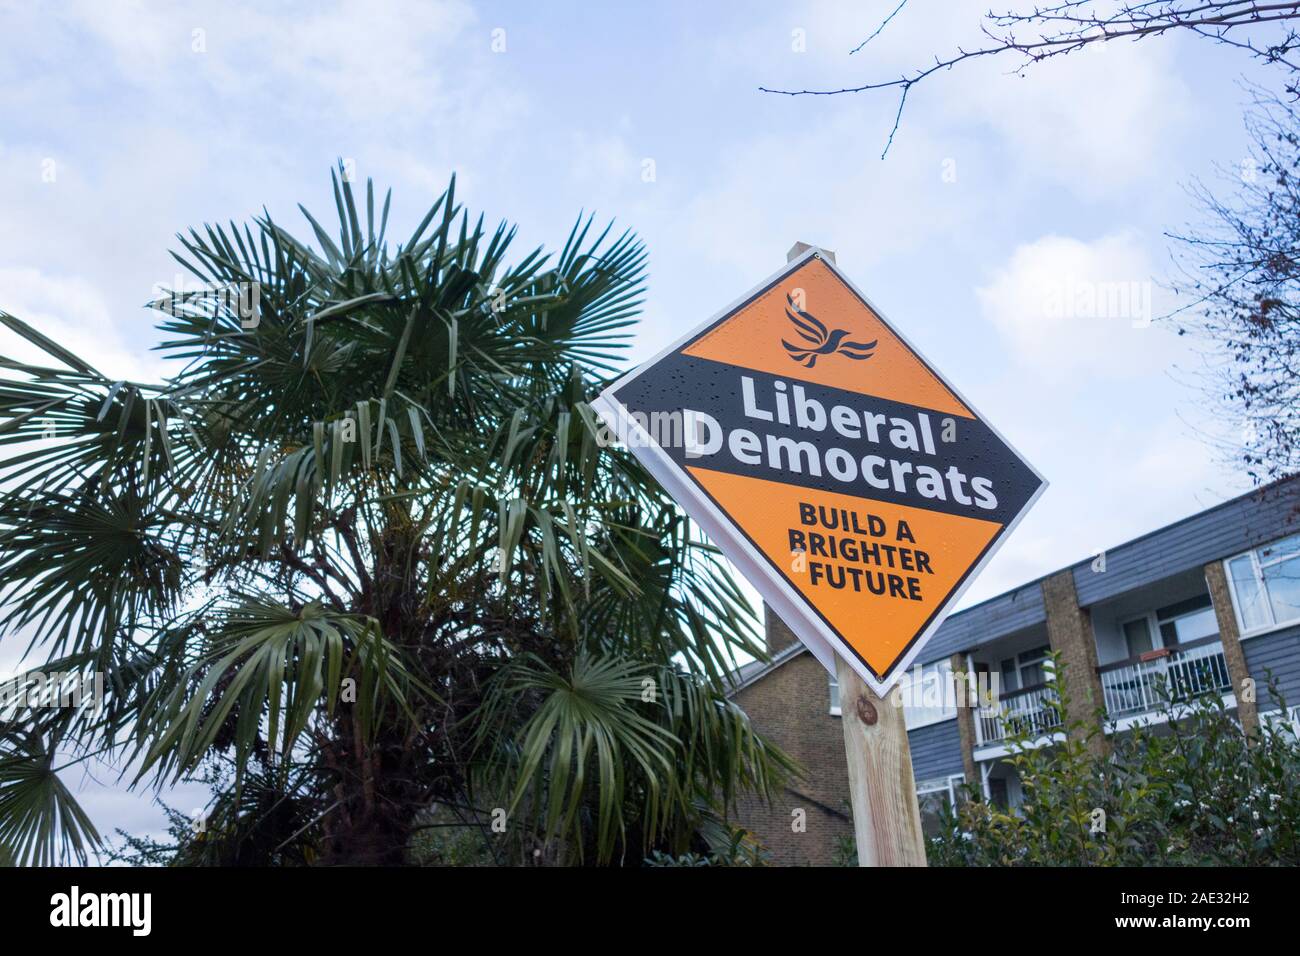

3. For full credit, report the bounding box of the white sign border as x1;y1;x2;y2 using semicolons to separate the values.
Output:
591;247;1048;696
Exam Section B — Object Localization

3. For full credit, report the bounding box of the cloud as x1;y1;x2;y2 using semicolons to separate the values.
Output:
959;425;1226;605
0;267;167;382
0;0;522;389
35;0;479;126
976;230;1181;379
941;42;1195;193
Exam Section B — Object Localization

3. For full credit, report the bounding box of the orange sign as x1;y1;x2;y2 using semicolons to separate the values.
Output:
592;248;1045;693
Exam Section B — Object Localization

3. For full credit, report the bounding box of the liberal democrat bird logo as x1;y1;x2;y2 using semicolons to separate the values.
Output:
780;294;877;368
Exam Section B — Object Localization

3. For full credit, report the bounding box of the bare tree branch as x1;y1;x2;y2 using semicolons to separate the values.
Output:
763;2;1300;156
1167;86;1300;482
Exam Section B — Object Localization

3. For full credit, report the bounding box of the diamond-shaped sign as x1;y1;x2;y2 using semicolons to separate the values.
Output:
591;248;1046;695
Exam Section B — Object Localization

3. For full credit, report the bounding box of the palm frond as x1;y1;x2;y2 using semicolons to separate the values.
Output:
474;652;677;862
0;733;101;866
136;597;429;783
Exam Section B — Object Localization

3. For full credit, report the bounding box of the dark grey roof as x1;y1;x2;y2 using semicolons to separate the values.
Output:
725;642;808;697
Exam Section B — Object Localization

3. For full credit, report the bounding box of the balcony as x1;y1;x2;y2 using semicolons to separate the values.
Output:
1097;637;1232;720
977;683;1063;745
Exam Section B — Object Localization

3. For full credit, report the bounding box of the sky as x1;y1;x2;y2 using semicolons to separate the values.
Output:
0;0;1285;853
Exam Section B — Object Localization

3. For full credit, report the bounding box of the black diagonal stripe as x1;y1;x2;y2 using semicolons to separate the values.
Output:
612;352;1042;527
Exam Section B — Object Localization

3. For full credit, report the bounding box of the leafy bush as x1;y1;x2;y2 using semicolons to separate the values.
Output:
641;828;769;867
929;656;1300;866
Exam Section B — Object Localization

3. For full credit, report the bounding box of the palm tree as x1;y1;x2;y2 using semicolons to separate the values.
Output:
0;166;793;866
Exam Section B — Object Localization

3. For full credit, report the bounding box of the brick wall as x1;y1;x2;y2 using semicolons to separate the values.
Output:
730;650;853;865
764;603;798;654
1205;559;1260;735
1041;569;1108;754
950;652;978;783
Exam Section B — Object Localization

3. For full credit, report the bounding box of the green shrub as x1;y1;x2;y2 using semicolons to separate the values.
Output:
928;656;1300;866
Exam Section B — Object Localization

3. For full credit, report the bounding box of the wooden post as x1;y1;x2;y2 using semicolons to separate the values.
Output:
836;654;928;866
785;241;927;866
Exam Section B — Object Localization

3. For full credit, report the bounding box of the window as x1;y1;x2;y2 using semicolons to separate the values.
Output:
897;659;957;729
829;660;957;729
1121;595;1218;660
1156;595;1216;647
1017;646;1050;688
1225;532;1300;635
915;774;965;839
998;645;1051;693
1263;705;1300;741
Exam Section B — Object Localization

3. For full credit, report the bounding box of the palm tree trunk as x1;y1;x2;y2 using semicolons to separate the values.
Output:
317;722;415;866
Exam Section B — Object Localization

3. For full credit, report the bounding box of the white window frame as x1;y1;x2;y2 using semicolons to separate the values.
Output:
830;660;959;729
1257;705;1300;741
1120;596;1216;657
915;773;966;817
1224;532;1300;639
999;644;1052;693
897;659;958;730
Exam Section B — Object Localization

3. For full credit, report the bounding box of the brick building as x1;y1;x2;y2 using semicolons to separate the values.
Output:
727;478;1300;865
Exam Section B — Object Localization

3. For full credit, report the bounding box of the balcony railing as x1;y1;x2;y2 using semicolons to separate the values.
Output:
977;682;1063;745
1097;636;1231;719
